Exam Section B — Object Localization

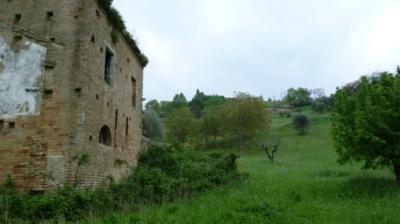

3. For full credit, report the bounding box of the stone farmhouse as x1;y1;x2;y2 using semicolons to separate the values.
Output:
0;0;146;191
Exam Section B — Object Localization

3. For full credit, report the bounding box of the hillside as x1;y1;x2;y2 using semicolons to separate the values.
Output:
85;110;400;224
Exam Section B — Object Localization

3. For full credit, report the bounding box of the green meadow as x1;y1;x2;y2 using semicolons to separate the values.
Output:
85;110;400;224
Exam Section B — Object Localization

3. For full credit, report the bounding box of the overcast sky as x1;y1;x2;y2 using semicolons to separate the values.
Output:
114;0;400;102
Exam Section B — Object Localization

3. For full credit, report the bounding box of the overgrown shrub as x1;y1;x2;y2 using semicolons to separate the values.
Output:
293;114;310;135
0;146;244;222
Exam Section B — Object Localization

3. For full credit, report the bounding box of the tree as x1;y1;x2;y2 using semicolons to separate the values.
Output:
226;92;270;153
204;95;226;109
159;93;188;118
311;95;334;113
397;65;400;76
145;100;161;114
284;88;312;107
198;105;227;147
172;93;188;108
143;109;164;140
189;89;207;118
293;114;309;135
165;107;197;143
332;72;400;184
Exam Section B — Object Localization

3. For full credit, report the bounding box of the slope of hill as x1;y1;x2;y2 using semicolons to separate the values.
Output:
86;110;400;224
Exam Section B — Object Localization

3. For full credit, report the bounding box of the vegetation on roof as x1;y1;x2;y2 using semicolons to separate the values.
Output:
98;0;149;67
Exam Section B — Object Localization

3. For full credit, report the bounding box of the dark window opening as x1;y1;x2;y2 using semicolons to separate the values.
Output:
96;10;100;17
132;77;137;108
115;110;119;130
43;89;53;99
114;110;119;147
0;120;4;131
99;125;112;146
14;14;21;24
9;122;15;129
104;49;113;85
96;94;99;100
91;35;95;43
89;135;93;141
50;38;55;42
125;117;129;141
46;11;54;21
75;88;82;97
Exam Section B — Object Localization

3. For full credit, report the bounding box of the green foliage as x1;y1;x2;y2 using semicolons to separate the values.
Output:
189;89;207;118
145;100;161;114
198;105;228;147
165;107;197;143
293;114;310;135
284;88;312;107
172;93;188;108
332;72;400;183
0;146;243;222
311;95;334;113
204;95;226;109
77;109;400;224
143;109;164;140
224;92;270;152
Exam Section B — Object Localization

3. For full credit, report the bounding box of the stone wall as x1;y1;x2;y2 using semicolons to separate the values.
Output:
0;0;144;191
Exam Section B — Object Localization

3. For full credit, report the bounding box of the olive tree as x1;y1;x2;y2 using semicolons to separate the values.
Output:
332;72;400;184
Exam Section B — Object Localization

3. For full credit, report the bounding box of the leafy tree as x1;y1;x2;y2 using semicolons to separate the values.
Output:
189;89;207;118
159;93;188;118
226;92;270;153
172;93;188;108
204;95;226;109
143;109;164;140
293;114;310;135
332;72;400;184
145;100;161;114
284;88;312;107
165;107;197;143
311;95;334;113
198;105;228;147
397;65;400;76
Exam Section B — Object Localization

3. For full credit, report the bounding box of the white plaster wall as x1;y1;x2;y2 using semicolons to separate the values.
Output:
0;35;47;118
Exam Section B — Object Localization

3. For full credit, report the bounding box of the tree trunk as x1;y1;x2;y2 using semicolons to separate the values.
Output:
395;164;400;185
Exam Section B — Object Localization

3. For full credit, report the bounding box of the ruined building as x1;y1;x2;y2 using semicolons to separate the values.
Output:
0;0;146;191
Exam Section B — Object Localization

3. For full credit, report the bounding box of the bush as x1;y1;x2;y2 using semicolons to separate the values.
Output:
293;114;310;135
0;146;244;222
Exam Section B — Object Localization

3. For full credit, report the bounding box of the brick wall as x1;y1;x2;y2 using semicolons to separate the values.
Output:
0;0;144;191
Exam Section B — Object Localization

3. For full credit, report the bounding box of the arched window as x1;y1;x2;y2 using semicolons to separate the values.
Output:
99;125;112;146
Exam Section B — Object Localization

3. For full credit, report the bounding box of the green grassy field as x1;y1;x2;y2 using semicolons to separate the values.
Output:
85;110;400;224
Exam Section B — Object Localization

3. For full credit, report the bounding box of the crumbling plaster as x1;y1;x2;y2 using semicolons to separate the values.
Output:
0;35;47;118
